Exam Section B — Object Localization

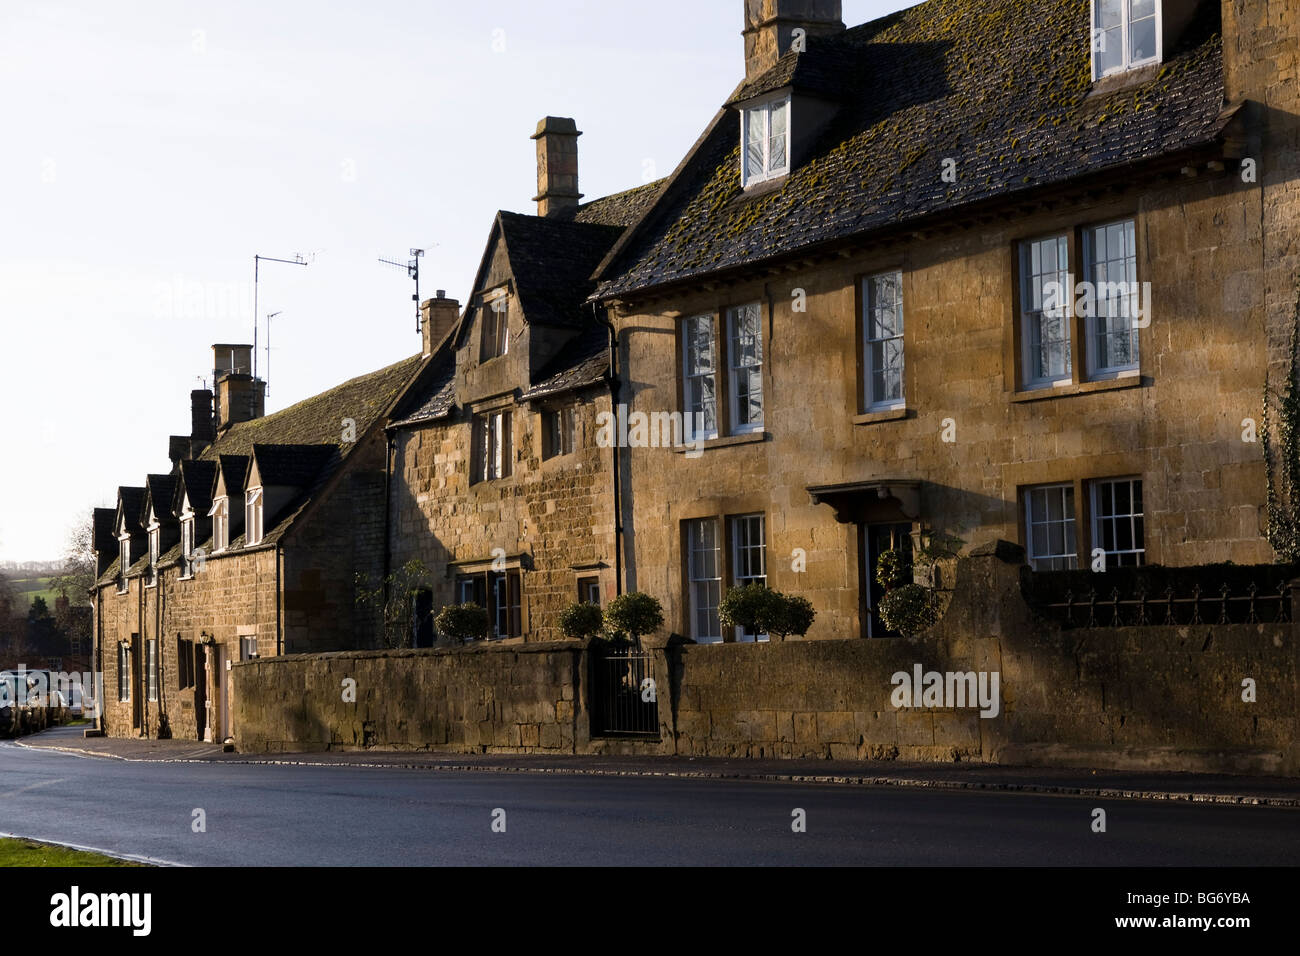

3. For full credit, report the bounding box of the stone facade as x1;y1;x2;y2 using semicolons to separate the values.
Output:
595;0;1300;644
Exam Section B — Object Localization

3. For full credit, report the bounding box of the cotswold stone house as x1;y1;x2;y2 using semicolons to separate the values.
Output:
92;346;422;740
586;0;1300;642
385;118;659;642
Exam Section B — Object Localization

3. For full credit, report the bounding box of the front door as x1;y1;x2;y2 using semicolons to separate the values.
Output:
130;638;142;730
193;644;207;742
861;522;914;638
218;647;231;741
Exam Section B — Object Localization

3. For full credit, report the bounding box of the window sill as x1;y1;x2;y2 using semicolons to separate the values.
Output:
672;431;769;453
853;407;909;426
1009;375;1144;404
1087;62;1161;98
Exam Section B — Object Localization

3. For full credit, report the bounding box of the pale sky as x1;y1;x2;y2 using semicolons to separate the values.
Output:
0;0;910;562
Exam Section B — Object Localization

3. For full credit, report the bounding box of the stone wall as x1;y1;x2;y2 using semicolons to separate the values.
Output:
230;546;1299;775
232;641;588;753
654;547;1298;775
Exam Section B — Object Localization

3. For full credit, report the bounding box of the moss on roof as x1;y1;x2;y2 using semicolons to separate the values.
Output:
595;0;1228;298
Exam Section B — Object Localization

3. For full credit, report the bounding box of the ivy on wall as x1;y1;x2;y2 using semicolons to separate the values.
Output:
1262;277;1300;563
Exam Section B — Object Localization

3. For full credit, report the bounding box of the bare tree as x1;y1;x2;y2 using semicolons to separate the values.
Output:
48;516;96;607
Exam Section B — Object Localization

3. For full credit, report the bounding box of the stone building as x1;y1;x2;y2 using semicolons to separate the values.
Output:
385;118;659;642
92;346;422;740
587;0;1300;642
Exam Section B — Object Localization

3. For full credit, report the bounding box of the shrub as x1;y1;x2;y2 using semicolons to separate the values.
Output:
603;592;664;646
878;583;937;635
559;601;605;641
717;583;776;635
434;603;489;644
769;593;816;640
718;584;816;640
875;549;912;589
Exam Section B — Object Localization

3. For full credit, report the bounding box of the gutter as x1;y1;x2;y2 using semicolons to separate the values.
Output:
593;302;623;596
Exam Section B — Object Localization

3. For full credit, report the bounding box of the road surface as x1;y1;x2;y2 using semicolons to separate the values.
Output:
3;741;1297;866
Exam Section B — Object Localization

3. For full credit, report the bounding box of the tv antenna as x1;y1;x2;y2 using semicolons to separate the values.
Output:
253;253;311;380
378;247;428;333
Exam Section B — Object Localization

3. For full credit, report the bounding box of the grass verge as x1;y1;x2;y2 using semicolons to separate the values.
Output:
0;837;142;867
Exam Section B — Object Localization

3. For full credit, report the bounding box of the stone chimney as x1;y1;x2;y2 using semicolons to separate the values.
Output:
421;291;461;357
743;0;844;80
211;344;265;432
191;389;215;444
532;117;582;217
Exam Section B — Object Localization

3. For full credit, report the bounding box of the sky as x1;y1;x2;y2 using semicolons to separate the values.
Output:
0;0;911;563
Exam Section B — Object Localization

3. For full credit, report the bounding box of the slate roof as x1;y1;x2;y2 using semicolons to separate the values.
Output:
177;459;218;515
92;508;117;556
594;0;1232;299
388;356;456;428
520;327;610;402
565;180;665;228
144;474;179;527
251;443;338;487
496;212;624;329
215;455;250;497
117;487;146;535
199;355;422;460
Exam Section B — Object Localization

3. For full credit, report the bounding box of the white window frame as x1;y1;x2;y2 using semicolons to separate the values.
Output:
245;486;263;546
1091;477;1145;567
240;635;259;660
1091;0;1162;81
1024;483;1079;571
682;315;719;440
1019;233;1074;389
730;513;769;643
209;497;229;553
741;92;791;188
727;303;764;434
146;638;158;702
863;270;906;410
1082;218;1141;379
686;518;723;644
117;642;131;702
146;522;160;588
474;410;512;482
117;534;130;594
179;509;195;579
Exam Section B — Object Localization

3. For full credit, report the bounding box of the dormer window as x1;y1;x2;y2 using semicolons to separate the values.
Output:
741;93;790;188
117;536;130;594
147;523;160;587
1092;0;1160;80
245;487;264;546
210;497;229;552
179;507;195;579
480;289;509;362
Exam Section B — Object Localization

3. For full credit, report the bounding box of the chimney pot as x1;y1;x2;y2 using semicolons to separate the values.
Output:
211;345;264;431
532;116;583;217
421;296;461;358
743;0;844;80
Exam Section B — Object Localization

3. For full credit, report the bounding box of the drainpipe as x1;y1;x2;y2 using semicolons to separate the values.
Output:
382;432;394;630
275;543;283;656
593;302;623;596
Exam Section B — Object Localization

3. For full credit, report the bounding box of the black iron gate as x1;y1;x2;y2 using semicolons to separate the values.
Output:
590;644;659;738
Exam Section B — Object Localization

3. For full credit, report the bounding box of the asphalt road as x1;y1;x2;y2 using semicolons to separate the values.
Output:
3;741;1298;866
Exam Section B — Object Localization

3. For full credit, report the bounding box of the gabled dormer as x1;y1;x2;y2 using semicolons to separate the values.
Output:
175;459;217;578
245;444;337;547
113;486;147;593
210;454;249;552
141;474;179;587
728;2;849;192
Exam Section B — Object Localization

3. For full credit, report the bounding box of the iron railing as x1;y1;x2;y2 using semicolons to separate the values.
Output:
1029;574;1293;629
